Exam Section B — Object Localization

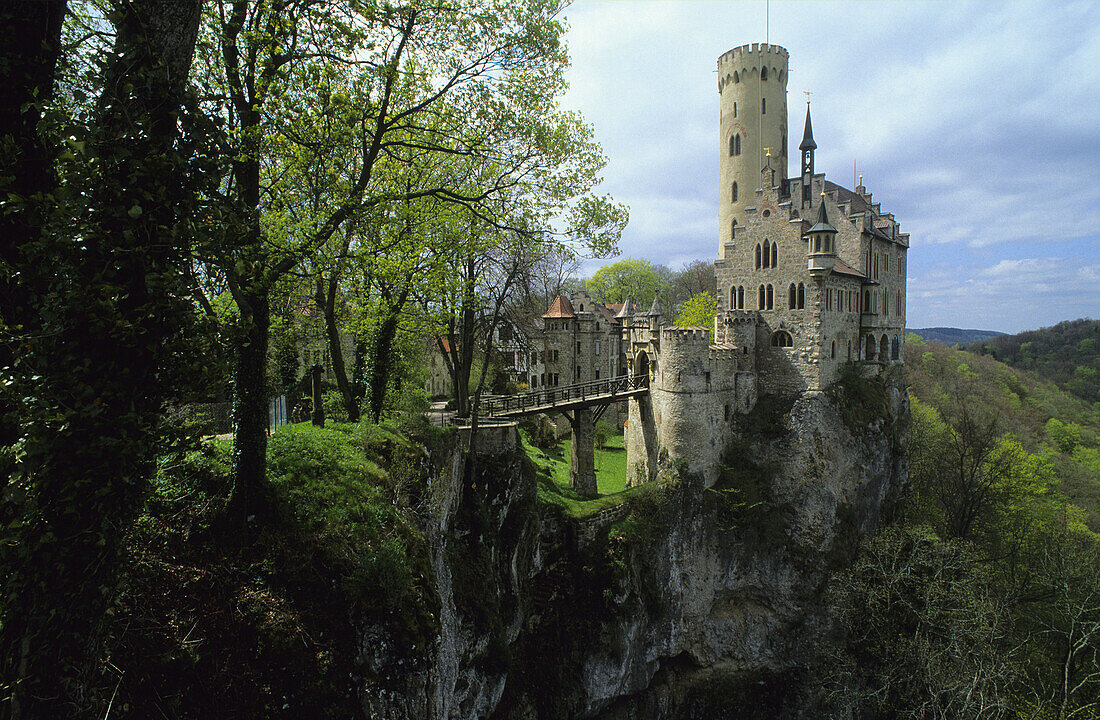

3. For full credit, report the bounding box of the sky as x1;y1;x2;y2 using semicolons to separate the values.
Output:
558;0;1100;333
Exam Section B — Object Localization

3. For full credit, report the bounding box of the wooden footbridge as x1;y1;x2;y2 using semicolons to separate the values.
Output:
467;374;649;499
480;373;649;420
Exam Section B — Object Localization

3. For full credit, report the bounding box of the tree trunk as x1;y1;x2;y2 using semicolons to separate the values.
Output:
317;276;359;421
228;288;272;523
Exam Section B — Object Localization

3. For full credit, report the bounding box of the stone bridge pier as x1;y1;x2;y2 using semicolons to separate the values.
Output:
567;407;597;498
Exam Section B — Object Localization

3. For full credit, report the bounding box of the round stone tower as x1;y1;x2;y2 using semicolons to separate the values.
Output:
717;43;789;258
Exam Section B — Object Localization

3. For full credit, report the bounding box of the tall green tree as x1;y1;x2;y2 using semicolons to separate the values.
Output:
586;257;662;306
0;0;203;713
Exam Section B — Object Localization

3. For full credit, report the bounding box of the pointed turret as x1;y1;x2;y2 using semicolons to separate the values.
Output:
807;192;838;275
647;296;663;332
614;297;633;319
799;104;817;152
800;102;817;203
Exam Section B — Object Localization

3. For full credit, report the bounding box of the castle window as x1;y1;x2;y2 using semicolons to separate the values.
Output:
770;242;777;268
761;66;767;81
762;241;770;268
724;405;730;421
730;286;737;309
733;71;739;83
595;341;600;355
798;282;805;309
813;235;821;253
732;182;738;202
879;335;889;362
576;341;581;353
831;340;836;359
847;340;851;360
759;285;766;309
892;336;900;361
788;283;796;309
762;209;771;218
766;284;774;309
762;97;766;114
771;330;793;347
731;219;737;238
596;369;600;379
755;244;761;269
734;101;737;117
730;133;742;156
738;285;745;309
863;289;871;313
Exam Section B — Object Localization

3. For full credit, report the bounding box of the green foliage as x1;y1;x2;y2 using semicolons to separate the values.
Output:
1045;417;1083;453
971;318;1100;404
677;290;717;339
586;258;662;306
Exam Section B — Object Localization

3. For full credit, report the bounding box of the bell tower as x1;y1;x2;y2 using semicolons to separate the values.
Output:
717;43;789;258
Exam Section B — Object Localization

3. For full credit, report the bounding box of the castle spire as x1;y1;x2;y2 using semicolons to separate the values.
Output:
799;102;816;178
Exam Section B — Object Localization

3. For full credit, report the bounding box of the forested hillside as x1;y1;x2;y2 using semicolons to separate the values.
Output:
822;334;1100;718
970;318;1100;405
908;326;1005;345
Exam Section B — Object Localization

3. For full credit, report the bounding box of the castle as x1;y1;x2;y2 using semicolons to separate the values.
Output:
620;43;909;486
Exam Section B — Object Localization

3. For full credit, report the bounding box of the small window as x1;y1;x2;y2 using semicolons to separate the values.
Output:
766;284;774;310
771;330;793;347
595;341;600;355
732;182;738;202
798;283;805;309
738;286;745;309
733;101;737;117
733;71;739;83
762;241;770;268
789;283;796;309
762;97;766;114
762;209;771;218
831;340;836;359
761;66;768;81
730;286;737;308
759;285;766;309
724;405;730;421
576;341;581;353
770;242;777;267
755;244;761;269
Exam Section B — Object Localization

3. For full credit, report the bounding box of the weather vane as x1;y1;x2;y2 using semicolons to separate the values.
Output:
804;90;812;105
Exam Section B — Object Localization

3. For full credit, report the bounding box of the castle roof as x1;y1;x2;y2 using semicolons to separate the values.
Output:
647;296;663;317
613;298;635;319
831;258;866;279
799;104;817;151
807;198;836;235
542;294;576;318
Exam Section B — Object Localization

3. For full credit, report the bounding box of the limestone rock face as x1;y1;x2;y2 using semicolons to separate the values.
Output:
359;379;908;719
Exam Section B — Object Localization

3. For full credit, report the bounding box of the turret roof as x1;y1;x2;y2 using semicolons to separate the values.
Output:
647;296;663;317
614;298;634;319
799;104;817;151
542;294;576;318
807;197;836;235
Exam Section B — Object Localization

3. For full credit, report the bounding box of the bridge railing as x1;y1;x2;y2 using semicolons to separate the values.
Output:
479;373;648;418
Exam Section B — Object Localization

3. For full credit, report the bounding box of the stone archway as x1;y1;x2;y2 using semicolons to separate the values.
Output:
634;350;650;382
879;335;890;363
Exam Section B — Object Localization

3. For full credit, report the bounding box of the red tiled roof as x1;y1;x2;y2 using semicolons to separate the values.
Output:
832;258;866;279
542;294;576;318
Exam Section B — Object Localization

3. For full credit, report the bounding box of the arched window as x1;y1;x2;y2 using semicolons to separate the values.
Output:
733;71;739;83
758;285;766;309
771;330;793;347
762;240;770;268
754;244;761;269
735;134;741;155
797;282;805;309
847;340;851;360
788;283;796;309
865;335;875;361
761;66;768;81
766;284;774;310
732;182;738;202
891;336;900;361
738;286;744;309
879;335;889;362
770;242;777;268
730;286;736;309
863;289;871;313
729;134;737;156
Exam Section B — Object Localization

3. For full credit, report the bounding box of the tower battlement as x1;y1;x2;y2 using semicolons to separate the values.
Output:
718;43;789;66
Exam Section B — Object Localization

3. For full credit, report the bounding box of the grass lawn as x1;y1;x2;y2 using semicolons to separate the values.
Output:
540;431;629;495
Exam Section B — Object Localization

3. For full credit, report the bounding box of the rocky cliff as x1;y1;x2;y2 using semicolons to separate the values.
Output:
360;374;909;719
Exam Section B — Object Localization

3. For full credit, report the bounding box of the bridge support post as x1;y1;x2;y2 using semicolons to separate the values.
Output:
568;407;598;498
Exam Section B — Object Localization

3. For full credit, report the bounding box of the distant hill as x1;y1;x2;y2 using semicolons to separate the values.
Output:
969;318;1100;405
907;327;1005;345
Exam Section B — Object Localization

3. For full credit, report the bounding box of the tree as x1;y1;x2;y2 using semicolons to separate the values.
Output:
678;291;717;339
586;257;661;306
191;0;623;517
0;0;204;712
